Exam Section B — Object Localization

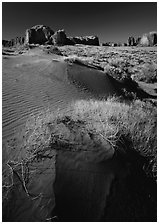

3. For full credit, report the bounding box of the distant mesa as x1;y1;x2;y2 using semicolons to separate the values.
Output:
140;31;157;46
127;31;157;47
50;29;74;46
2;37;25;47
50;29;67;45
136;37;141;46
25;25;54;45
127;36;135;46
102;42;127;47
25;25;99;46
69;36;99;46
2;25;99;47
2;24;157;47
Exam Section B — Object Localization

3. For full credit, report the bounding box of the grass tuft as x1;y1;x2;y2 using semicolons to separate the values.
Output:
4;97;156;179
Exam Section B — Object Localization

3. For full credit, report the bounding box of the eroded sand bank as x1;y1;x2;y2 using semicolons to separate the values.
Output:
3;50;118;221
3;49;156;221
2;51;115;142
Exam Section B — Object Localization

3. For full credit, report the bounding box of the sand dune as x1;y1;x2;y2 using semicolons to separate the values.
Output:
3;52;116;142
67;61;115;95
3;50;119;221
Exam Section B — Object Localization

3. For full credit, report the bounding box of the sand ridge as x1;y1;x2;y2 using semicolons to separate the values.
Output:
2;49;120;221
3;51;116;142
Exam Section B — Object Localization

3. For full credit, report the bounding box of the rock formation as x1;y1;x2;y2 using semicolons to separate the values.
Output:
69;36;99;46
111;43;118;47
25;25;54;45
2;40;10;47
24;25;99;46
102;42;111;46
136;37;141;46
139;31;157;46
102;42;125;47
2;37;25;47
127;36;136;46
50;29;68;45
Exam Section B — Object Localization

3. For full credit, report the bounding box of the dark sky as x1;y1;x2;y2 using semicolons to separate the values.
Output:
2;2;157;43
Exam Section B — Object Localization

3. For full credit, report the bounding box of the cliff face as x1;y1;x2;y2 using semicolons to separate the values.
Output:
2;37;25;47
24;25;99;46
140;31;157;46
2;25;157;48
25;25;54;45
69;36;99;46
127;36;136;46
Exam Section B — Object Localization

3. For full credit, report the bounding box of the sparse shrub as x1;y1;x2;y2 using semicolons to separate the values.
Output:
46;46;63;55
72;98;156;177
104;58;132;82
4;97;156;179
134;63;157;83
3;97;156;221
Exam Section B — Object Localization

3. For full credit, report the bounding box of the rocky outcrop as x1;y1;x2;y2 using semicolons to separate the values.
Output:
24;25;99;46
50;33;99;46
2;37;25;47
102;42;111;46
136;37;141;46
51;29;67;45
2;40;10;47
102;42;126;47
25;25;54;45
127;36;136;46
139;32;157;46
69;36;99;46
111;43;118;47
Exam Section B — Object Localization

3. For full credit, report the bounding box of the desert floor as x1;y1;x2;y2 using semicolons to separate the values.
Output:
2;45;157;221
2;45;157;141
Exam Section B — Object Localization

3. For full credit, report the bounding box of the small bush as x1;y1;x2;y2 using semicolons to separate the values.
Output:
6;97;156;177
72;98;156;177
104;58;132;82
133;63;157;83
45;46;63;56
3;97;156;221
3;97;156;196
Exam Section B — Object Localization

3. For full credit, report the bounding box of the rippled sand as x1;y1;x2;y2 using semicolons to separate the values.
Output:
3;54;87;141
54;150;117;221
2;49;118;221
2;50;115;142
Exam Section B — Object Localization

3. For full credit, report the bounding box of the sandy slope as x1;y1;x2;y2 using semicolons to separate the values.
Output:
2;54;85;141
2;50;115;142
2;48;156;221
2;49;118;221
54;149;127;221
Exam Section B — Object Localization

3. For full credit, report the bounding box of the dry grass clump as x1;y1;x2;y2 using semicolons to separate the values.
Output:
60;45;157;84
64;55;104;71
2;97;156;220
104;58;132;82
3;97;156;197
72;98;156;178
4;97;156;180
2;109;58;221
74;98;156;149
133;63;157;83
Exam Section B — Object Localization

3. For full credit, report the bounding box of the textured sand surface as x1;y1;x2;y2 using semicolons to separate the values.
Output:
2;49;117;221
54;150;123;221
3;51;114;142
2;48;156;221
